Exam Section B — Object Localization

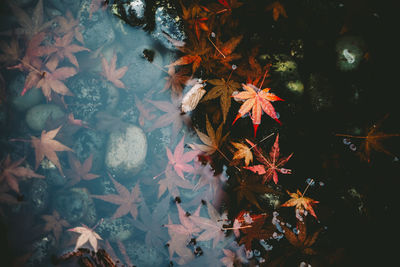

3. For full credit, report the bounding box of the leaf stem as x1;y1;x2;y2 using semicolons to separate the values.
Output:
208;34;226;58
302;179;313;196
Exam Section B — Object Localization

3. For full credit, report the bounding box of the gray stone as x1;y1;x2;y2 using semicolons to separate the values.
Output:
105;125;147;177
25;104;65;131
120;45;164;92
97;217;136;242
9;74;44;112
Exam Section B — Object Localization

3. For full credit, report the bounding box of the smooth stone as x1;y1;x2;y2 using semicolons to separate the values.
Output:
105;125;147;177
25;104;65;131
9;74;44;112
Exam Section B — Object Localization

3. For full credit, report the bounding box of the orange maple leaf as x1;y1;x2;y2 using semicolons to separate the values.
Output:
281;189;319;219
31;126;74;176
231;141;253;166
101;53;128;89
266;1;288;21
232;83;283;137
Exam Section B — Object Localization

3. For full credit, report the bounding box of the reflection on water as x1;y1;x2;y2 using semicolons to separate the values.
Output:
0;0;399;266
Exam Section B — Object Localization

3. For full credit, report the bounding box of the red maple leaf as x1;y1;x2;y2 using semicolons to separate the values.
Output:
101;53;128;89
244;134;293;184
91;173;142;219
232;83;283;137
65;154;100;187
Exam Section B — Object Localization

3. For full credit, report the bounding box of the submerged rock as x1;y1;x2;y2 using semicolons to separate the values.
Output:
25;104;65;131
105;125;147;177
336;35;366;71
73;129;107;172
125;240;166;267
97;217;136;242
9;74;44;112
27;234;55;266
120;45;164;92
54;188;97;225
28;179;49;214
308;73;334;111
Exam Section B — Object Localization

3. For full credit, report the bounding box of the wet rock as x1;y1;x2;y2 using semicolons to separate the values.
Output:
125;240;166;267
78;0;115;50
120;45;164;92
336;35;366;71
110;0;146;25
54;188;97;225
46;0;82;15
105;125;147;177
43;168;66;187
308;73;334;111
27;234;56;266
66;72;112;122
8;74;44;112
152;2;185;50
25;103;65;131
73;129;107;172
97;217;136;242
28;179;49;214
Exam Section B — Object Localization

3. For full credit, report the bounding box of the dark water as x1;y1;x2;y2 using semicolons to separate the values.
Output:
0;0;399;266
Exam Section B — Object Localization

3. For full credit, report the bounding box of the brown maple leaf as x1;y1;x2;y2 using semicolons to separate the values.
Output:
101;53;128;89
180;1;211;40
201;78;241;122
0;36;20;67
35;63;77;100
336;115;400;162
65;154;100;187
245;134;293;184
162;66;192;97
55;11;84;44
46;31;89;70
7;0;53;38
281;221;322;255
91;173;142;219
231;140;253;166
167;37;211;74
0;154;44;193
239;213;274;251
42;210;70;242
191;115;229;155
146;97;190;143
209;35;243;67
281;189;319;219
265;1;288;21
31;126;74;176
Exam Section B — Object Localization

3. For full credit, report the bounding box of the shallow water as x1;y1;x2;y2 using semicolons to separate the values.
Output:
0;0;399;266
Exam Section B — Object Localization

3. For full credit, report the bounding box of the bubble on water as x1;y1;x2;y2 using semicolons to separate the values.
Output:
254;249;260;256
319;181;325;186
343;138;351;145
275;112;280;119
246;250;253;259
306;178;315;186
232;64;237;70
211;32;216;38
349;143;357;151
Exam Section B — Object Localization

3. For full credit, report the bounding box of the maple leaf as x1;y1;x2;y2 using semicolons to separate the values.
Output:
8;0;53;38
68;224;102;252
35;64;77;100
239;214;274;251
202;78;241;122
281;221;322;255
244;134;293;184
55;11;84;44
46;31;89;70
220;244;248;267
65;154;100;187
95;111;130;133
180;1;211;40
191;115;229;155
157;165;194;199
281;190;319;219
131;198;170;248
31;126;74;176
336;115;400;162
42;210;70;242
233;175;278;210
0;36;20;67
266;1;288;21
165;136;198;180
164;203;202;264
101;53;128;89
134;95;156;127
167;37;211;74
209;35;243;68
0;154;44;193
91;173;142;219
146;98;190;143
162;66;192;97
231;141;253;166
190;201;228;248
232;83;284;137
